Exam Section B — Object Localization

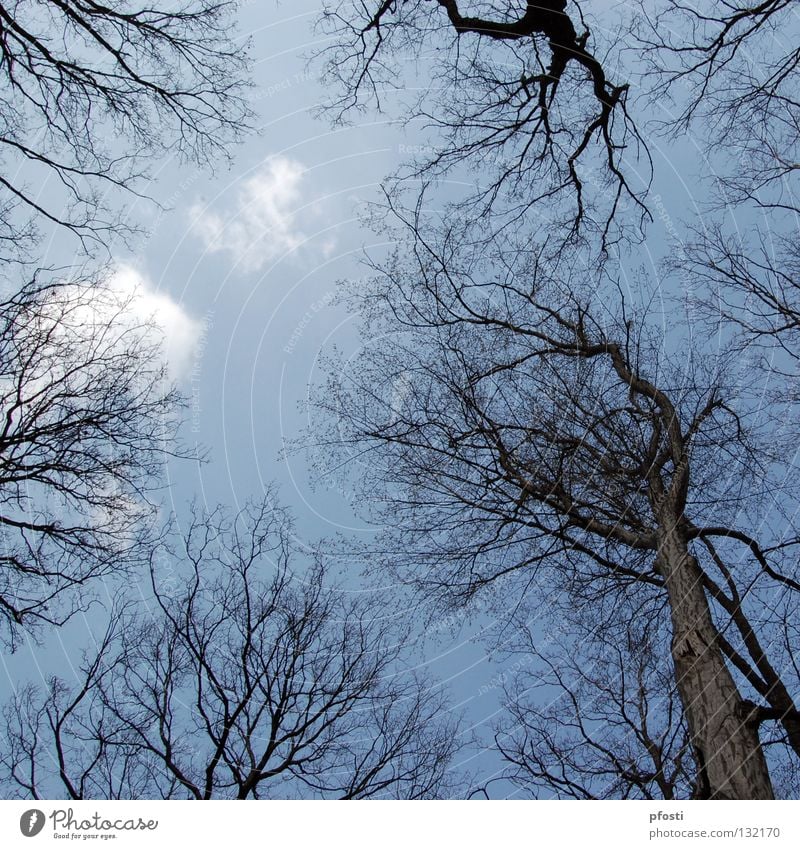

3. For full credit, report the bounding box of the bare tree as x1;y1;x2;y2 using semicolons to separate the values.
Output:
496;599;698;800
634;0;800;366
0;272;189;643
305;212;800;798
0;0;251;259
318;1;650;250
635;0;800;213
673;228;800;376
0;496;460;799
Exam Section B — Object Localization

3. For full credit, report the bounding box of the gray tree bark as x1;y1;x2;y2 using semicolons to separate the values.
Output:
656;517;774;799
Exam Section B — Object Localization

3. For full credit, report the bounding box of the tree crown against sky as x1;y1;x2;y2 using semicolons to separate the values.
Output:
0;272;193;645
305;0;800;799
0;1;250;644
1;0;799;802
0;0;252;261
318;0;800;255
0;497;462;800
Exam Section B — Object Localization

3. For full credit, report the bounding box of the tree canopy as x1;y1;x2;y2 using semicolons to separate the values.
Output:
0;0;251;259
307;0;800;799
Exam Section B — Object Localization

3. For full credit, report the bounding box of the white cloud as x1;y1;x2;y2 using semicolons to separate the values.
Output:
0;267;202;445
191;156;315;272
108;266;202;381
84;266;203;382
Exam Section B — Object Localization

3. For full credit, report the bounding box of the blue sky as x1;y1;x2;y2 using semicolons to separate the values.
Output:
0;0;751;796
0;1;516;791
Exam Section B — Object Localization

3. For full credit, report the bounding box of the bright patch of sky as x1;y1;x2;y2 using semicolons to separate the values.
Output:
190;156;336;272
101;265;204;382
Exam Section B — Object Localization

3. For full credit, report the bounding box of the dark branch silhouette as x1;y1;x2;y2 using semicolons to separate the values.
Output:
0;498;461;799
319;1;651;250
0;0;251;259
0;272;191;644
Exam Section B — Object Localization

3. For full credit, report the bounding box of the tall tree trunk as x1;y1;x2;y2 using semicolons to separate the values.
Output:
656;517;774;799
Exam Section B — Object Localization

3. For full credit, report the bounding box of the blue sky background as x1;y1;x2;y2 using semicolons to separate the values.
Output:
0;0;752;797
